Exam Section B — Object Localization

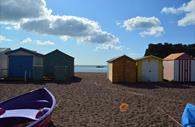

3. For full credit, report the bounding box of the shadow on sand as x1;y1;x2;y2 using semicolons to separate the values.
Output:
117;82;193;89
48;121;57;127
0;76;82;85
42;76;82;85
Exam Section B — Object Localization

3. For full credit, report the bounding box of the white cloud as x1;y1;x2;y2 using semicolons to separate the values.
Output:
161;0;195;26
20;15;119;45
0;35;12;42
95;42;122;51
178;11;195;26
36;40;54;45
161;7;179;14
123;16;160;31
60;36;69;42
0;0;120;50
0;22;21;30
116;21;121;26
140;26;164;37
21;37;54;45
5;26;12;30
21;37;33;44
122;16;164;37
0;0;51;22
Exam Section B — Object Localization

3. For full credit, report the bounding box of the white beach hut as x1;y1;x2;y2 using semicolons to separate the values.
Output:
0;48;11;78
163;52;195;82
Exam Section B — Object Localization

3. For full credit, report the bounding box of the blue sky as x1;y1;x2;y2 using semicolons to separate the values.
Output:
0;0;195;65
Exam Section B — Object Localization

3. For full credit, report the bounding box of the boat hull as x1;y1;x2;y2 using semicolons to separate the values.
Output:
0;88;56;127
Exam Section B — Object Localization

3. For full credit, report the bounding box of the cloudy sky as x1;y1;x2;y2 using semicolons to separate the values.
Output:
0;0;195;65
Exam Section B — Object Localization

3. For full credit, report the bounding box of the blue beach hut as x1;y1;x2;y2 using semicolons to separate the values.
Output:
6;47;43;80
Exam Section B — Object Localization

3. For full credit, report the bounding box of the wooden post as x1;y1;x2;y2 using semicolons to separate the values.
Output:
24;71;27;83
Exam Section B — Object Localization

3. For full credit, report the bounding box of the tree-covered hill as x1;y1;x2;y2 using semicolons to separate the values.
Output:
144;43;195;58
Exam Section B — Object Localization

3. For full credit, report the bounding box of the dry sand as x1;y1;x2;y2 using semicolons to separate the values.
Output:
0;73;195;127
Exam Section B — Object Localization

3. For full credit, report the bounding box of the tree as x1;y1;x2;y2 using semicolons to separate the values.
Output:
144;43;195;58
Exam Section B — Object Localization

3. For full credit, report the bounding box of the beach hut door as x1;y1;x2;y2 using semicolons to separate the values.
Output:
142;60;158;81
149;60;158;81
8;56;33;78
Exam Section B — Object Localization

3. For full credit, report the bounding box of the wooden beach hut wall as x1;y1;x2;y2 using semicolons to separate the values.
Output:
163;52;195;82
43;49;74;81
5;47;43;80
0;48;11;78
137;55;163;82
107;55;136;83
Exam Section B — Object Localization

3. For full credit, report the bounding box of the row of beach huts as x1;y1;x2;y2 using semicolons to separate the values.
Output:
0;47;74;81
0;47;195;83
107;53;195;83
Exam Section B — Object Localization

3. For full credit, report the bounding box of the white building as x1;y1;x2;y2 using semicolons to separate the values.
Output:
163;52;195;82
0;48;11;78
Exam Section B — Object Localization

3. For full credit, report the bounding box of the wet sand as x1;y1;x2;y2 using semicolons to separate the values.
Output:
0;73;195;127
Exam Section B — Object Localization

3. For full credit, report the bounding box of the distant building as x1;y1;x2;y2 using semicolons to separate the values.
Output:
163;52;195;82
0;48;11;78
107;55;136;83
136;55;163;82
43;49;74;81
6;47;43;80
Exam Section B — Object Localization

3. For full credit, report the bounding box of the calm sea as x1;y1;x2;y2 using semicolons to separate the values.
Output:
75;65;107;73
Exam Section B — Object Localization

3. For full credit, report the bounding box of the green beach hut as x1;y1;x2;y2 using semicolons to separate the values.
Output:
43;49;74;81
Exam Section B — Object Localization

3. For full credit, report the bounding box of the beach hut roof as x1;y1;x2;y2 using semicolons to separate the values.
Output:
164;52;192;60
136;55;162;61
107;55;135;63
5;47;43;56
45;49;74;59
0;48;11;54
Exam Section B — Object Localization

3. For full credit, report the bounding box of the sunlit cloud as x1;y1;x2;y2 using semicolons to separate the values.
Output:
0;0;121;50
21;37;54;46
161;0;195;26
0;35;12;42
122;16;164;37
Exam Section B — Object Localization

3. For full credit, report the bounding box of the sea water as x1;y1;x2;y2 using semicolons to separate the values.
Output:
75;65;107;73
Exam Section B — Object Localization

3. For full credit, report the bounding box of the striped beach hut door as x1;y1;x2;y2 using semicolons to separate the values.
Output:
178;60;191;82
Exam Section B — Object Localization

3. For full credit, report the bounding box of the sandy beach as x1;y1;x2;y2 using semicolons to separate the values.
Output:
0;73;195;127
